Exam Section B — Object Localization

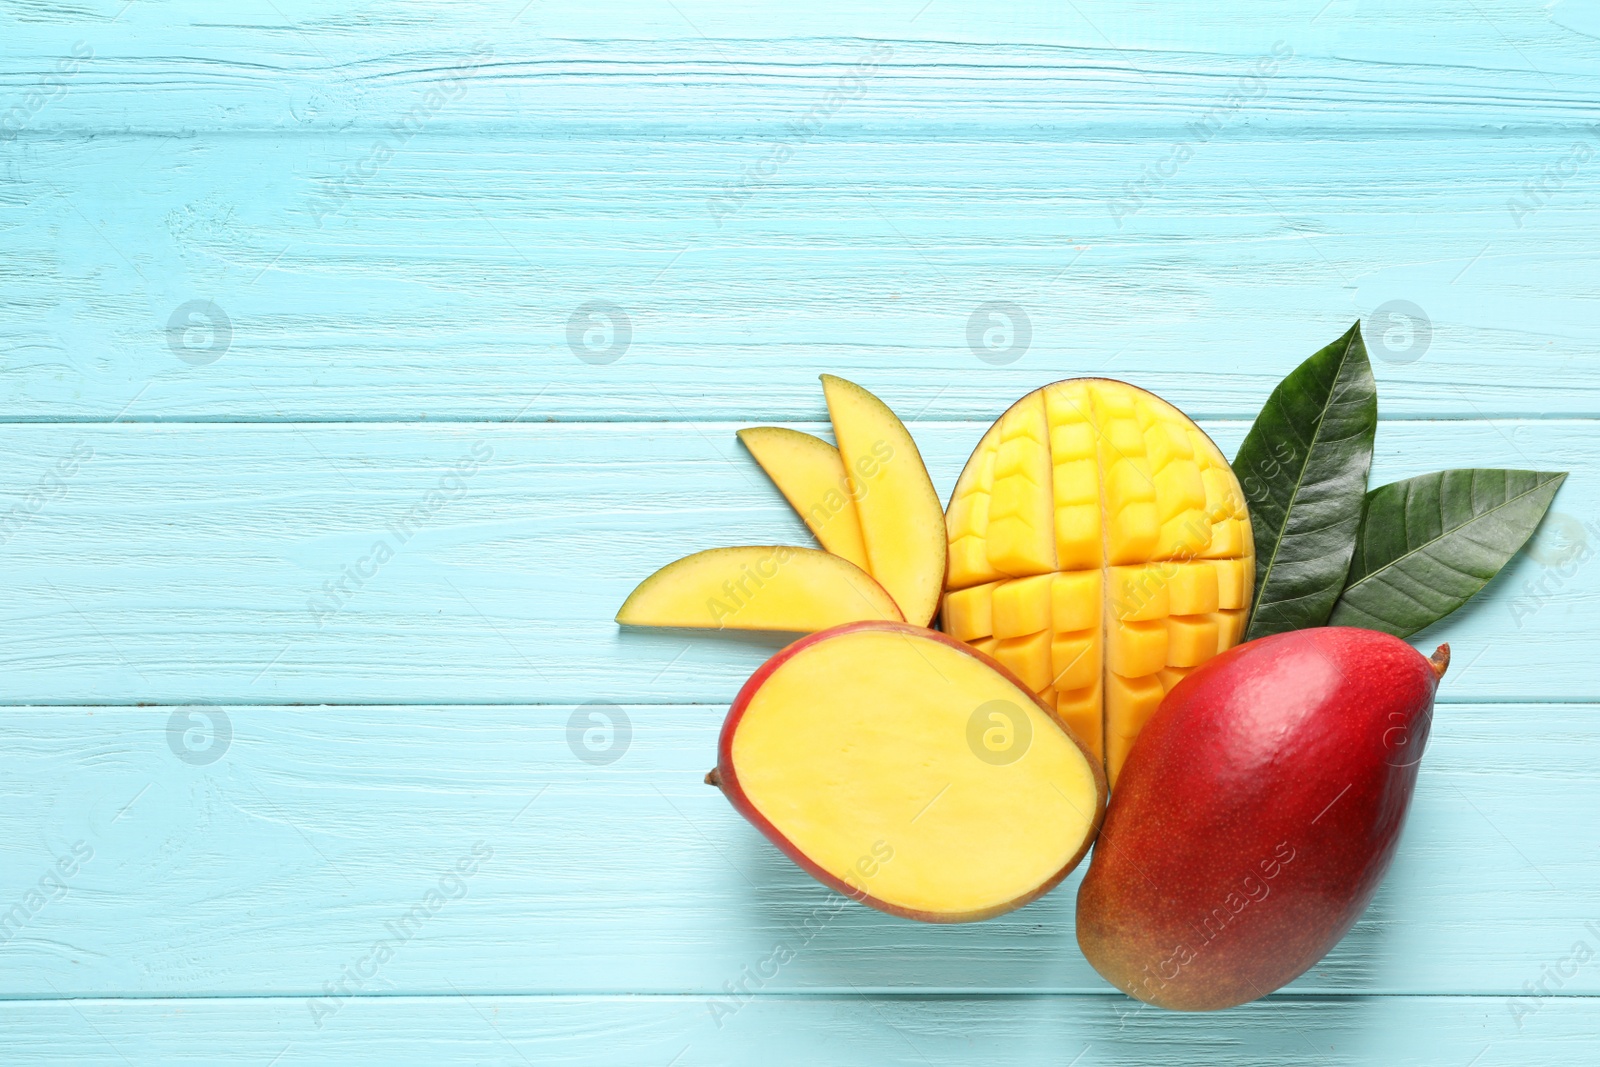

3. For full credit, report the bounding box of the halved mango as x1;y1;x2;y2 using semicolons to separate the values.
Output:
737;426;871;572
711;622;1107;922
821;375;946;627
943;379;1254;785
617;547;902;632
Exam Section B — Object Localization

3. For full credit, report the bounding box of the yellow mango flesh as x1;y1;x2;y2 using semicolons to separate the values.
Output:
943;380;1254;785
730;627;1102;920
822;375;947;627
616;547;902;631
737;426;872;573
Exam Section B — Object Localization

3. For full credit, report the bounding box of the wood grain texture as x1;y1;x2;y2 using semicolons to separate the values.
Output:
5;131;1598;422
0;702;1596;999
4;994;1596;1066
0;420;1589;704
4;0;1597;1060
1;3;1598;421
7;0;1600;132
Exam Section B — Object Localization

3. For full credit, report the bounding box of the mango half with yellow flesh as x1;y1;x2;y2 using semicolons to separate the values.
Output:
942;379;1254;784
710;621;1106;922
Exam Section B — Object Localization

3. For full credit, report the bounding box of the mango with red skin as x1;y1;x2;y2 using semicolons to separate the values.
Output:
1076;627;1448;1011
710;620;1107;924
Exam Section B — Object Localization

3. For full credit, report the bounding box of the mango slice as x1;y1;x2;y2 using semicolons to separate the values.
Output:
943;380;1254;785
737;427;872;572
617;547;902;632
713;622;1106;922
821;375;947;627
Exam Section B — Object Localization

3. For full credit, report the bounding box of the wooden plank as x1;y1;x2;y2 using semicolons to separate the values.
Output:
0;420;1589;705
4;1;1597;1049
0;702;1595;998
5;0;1599;133
3;130;1596;421
1;993;1594;1065
3;0;1598;423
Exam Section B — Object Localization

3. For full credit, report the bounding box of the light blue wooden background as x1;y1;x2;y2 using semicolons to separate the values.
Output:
2;0;1598;1063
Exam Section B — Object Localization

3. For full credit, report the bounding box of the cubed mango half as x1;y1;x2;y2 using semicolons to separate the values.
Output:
943;379;1254;785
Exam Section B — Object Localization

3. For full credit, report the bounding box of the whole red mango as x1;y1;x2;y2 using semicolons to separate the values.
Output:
1076;627;1449;1011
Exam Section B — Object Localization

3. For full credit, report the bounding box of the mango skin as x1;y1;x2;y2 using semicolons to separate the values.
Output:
1076;627;1443;1011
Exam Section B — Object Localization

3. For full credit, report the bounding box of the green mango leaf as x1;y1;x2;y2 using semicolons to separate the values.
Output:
1233;322;1378;640
1328;469;1568;638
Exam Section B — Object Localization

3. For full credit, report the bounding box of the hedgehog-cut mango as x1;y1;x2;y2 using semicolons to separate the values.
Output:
942;379;1254;785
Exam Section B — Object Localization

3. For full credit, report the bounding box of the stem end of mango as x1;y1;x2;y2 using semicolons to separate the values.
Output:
1429;643;1451;681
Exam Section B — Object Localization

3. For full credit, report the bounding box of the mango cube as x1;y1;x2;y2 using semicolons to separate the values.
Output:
942;379;1255;785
